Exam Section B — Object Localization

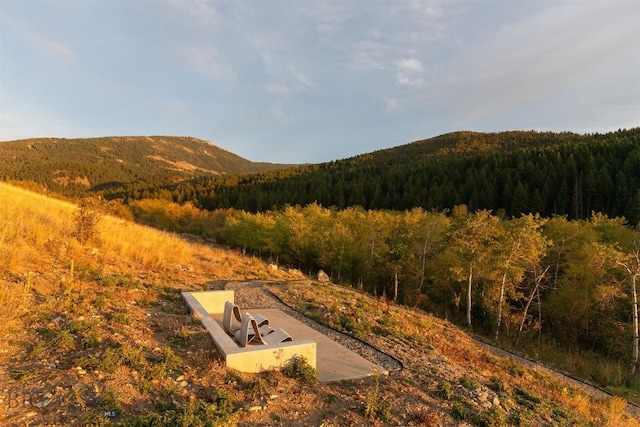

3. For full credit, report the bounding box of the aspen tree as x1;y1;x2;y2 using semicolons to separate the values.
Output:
615;242;640;376
494;215;549;340
449;210;500;327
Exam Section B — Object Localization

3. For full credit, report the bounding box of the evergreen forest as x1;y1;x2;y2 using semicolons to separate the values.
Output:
129;129;640;225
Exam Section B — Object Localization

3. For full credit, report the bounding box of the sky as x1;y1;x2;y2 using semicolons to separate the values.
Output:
1;0;639;164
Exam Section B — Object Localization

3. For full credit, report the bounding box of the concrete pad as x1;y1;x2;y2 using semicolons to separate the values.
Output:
184;291;316;374
184;290;382;382
215;308;383;382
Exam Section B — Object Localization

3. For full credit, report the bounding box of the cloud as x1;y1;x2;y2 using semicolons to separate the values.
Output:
396;75;425;87
395;58;424;86
2;15;74;59
349;42;389;71
449;1;639;115
180;44;236;82
266;105;294;125
396;58;423;73
167;0;220;32
382;0;639;130
247;31;315;99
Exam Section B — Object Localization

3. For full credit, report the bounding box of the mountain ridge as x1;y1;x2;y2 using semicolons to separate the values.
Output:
0;135;292;196
3;129;639;224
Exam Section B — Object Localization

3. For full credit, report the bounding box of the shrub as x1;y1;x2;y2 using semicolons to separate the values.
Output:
282;355;317;384
477;405;506;427
437;380;453;400
459;376;479;390
450;402;474;422
604;395;627;415
73;197;104;244
127;395;237;426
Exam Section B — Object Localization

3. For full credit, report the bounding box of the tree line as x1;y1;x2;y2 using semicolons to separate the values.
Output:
216;204;639;377
136;128;640;225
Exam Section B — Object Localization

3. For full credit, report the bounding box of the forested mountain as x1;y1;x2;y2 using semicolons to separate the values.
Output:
140;128;640;224
3;129;639;224
0;135;290;197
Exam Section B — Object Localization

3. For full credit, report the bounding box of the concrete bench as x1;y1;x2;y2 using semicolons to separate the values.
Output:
182;290;317;373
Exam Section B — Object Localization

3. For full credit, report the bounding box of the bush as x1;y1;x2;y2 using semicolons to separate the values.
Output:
437;380;453;400
450;402;474;422
477;405;506;427
282;355;317;384
127;395;237;427
459;376;479;390
73;197;104;244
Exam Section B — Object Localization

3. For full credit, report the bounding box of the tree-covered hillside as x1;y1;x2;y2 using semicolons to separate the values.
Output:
140;129;640;224
0;136;290;197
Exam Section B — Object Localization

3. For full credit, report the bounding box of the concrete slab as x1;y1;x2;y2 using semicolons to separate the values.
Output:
213;308;382;382
184;291;316;374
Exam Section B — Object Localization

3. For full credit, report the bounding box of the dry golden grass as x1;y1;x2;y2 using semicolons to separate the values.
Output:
0;182;299;361
0;182;295;280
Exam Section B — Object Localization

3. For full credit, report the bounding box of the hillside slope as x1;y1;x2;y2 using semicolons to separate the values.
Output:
0;136;291;197
163;128;640;223
0;183;636;426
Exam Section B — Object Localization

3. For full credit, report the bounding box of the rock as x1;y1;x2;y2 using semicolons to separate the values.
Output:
317;270;330;283
476;391;489;402
179;381;188;388
248;405;263;412
492;396;501;406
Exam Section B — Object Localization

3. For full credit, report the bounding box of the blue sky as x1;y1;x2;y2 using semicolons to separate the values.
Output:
1;0;638;163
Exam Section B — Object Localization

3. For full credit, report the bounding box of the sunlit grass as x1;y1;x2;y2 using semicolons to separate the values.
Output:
0;182;298;360
268;280;639;426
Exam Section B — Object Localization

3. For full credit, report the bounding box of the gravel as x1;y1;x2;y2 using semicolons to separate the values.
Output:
222;281;403;373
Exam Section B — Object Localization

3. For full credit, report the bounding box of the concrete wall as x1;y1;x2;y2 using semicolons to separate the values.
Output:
189;289;234;314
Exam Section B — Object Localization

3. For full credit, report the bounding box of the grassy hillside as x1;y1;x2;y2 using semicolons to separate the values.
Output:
0;183;636;426
0;136;291;198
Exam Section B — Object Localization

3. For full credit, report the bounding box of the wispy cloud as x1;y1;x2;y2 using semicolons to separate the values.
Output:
157;100;190;118
248;31;314;98
349;41;391;72
167;0;220;32
447;1;639;119
180;44;236;82
396;58;423;73
2;15;74;59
